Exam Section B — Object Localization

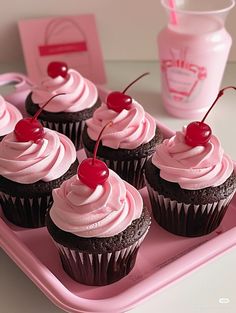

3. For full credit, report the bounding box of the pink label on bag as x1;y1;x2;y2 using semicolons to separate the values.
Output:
39;41;87;56
18;15;106;84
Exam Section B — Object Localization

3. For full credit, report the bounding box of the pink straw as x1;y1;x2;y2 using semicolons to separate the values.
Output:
168;0;178;24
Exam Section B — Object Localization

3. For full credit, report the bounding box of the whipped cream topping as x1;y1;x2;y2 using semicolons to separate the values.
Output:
86;101;156;149
152;128;234;190
0;96;22;136
31;69;98;113
0;128;76;183
50;170;143;238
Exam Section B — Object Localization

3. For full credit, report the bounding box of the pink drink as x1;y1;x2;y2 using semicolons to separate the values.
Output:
158;0;235;119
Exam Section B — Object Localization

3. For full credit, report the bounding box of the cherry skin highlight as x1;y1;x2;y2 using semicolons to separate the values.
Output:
78;158;109;189
14;93;65;142
185;122;212;147
106;72;149;113
107;91;132;112
14;118;44;143
185;86;236;146
47;61;68;78
78;121;112;188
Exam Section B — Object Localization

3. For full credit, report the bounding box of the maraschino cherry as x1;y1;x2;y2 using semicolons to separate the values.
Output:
47;61;68;78
78;121;112;189
106;72;149;113
185;86;236;146
14;93;65;142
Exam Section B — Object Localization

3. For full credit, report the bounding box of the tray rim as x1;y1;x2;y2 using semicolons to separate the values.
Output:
1;125;236;312
0;80;236;313
1;216;236;313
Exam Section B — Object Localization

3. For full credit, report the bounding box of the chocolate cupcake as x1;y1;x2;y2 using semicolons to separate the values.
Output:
25;62;101;150
46;168;151;286
0;128;78;228
0;95;22;141
82;95;163;190
145;127;236;237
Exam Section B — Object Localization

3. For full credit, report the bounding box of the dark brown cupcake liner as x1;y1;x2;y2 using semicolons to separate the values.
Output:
54;229;148;286
84;148;148;190
40;119;85;150
0;191;52;228
146;180;235;237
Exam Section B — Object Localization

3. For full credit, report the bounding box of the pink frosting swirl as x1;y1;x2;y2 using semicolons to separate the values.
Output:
0;128;76;183
49;170;143;238
86;101;156;149
31;69;98;112
152;128;234;190
0;96;22;136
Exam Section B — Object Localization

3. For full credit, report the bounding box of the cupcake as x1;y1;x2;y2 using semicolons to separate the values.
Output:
0;95;22;141
25;61;101;150
46;166;151;286
82;76;163;189
145;125;236;237
0;116;78;228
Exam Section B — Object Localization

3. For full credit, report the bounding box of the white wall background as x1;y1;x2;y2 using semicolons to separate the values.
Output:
1;0;236;63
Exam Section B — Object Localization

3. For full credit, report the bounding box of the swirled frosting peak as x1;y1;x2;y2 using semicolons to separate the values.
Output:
31;69;98;112
0;128;76;183
86;100;156;149
152;127;234;190
50;170;143;238
0;96;22;136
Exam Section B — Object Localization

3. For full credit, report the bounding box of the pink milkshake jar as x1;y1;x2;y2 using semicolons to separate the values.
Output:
158;0;235;119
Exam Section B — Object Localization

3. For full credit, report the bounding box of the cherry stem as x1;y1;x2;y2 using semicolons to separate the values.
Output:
201;86;236;123
93;121;113;165
33;93;66;120
122;72;149;94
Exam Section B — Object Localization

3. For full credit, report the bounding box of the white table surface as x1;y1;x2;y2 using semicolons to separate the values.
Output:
0;60;236;313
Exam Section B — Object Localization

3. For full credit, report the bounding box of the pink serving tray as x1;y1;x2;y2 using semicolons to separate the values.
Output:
0;75;236;313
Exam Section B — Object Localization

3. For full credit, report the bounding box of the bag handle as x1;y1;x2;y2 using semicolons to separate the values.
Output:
0;72;33;90
0;72;33;114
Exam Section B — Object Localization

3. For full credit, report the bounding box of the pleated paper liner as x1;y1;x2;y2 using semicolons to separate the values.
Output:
54;230;148;286
0;191;52;228
146;180;236;237
40;119;85;150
